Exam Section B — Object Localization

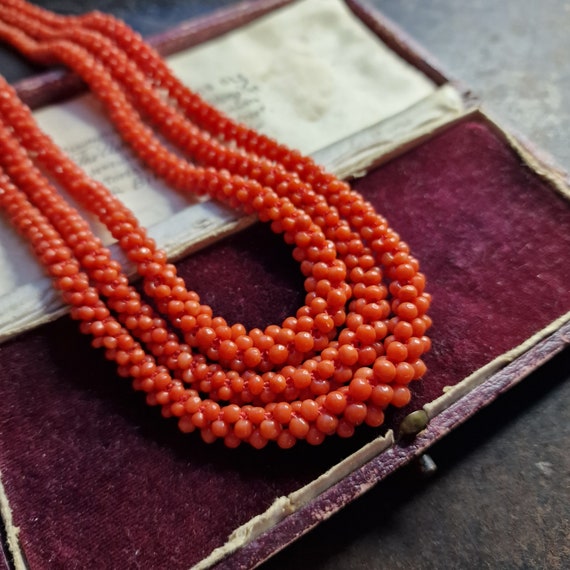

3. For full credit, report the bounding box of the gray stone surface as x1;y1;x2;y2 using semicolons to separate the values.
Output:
0;1;568;568
375;0;570;171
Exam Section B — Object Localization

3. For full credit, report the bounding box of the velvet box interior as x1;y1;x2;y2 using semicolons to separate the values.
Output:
1;1;569;569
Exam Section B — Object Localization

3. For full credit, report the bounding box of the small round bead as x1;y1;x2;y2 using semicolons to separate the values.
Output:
316;412;338;435
234;419;253;440
364;405;385;427
273;402;293;424
249;430;268;449
338;344;359;366
373;358;396;383
211;420;229;438
324;391;347;415
370;384;394;408
386;341;408;363
391;386;412;407
336;419;355;439
268;343;289;365
348;377;372;401
397;302;419;320
289;416;310;439
344;403;368;425
411;359;427;379
394;362;415;385
259;419;280;440
294;331;314;352
300;399;320;422
305;426;326;446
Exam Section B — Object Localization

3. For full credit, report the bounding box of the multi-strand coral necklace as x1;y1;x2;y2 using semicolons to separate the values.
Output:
0;0;431;448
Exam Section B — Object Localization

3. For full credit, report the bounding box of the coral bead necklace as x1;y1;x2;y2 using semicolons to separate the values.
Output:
0;0;431;448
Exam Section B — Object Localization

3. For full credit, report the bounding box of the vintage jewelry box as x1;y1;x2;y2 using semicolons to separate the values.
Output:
1;0;569;568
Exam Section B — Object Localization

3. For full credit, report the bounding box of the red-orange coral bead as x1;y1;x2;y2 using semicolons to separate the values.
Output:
373;357;396;383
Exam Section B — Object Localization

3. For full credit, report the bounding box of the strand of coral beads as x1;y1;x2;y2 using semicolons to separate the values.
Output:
0;93;401;449
0;2;431;448
0;10;428;372
0;76;417;448
0;16;427;390
0;2;432;365
0;11;388;378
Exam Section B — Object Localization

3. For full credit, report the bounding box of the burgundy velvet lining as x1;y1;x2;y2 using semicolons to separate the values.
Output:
0;118;569;569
